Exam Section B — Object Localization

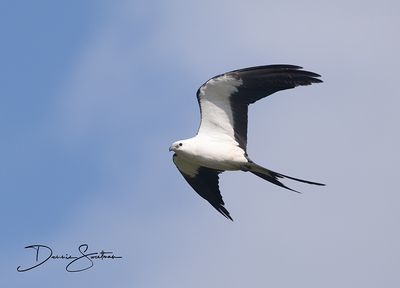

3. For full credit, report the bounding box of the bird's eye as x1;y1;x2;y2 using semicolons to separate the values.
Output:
179;143;183;147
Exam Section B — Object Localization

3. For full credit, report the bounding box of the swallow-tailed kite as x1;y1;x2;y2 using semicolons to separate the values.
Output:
169;65;324;220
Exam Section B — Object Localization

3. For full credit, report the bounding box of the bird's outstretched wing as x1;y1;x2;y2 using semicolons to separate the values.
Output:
172;154;232;220
196;65;322;151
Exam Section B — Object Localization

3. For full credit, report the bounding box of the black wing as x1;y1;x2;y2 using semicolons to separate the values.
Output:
197;65;322;151
173;154;232;220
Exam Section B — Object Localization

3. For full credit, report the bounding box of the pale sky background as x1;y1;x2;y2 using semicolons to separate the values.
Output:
2;0;400;287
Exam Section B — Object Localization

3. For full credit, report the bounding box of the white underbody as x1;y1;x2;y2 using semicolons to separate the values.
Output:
171;74;249;175
175;135;248;171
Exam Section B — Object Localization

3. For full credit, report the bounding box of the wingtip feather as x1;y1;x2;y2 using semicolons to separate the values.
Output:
217;206;234;221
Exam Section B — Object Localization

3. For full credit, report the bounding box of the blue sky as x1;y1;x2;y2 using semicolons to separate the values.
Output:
2;0;400;287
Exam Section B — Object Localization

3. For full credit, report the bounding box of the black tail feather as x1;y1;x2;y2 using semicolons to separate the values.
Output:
249;163;325;193
274;171;325;186
251;171;302;193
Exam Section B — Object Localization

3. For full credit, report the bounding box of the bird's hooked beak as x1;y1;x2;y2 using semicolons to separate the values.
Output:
169;145;174;152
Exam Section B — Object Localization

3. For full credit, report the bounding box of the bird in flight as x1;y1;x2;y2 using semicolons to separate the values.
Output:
169;65;324;220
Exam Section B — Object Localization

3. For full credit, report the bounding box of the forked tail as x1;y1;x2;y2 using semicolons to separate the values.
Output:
247;162;325;193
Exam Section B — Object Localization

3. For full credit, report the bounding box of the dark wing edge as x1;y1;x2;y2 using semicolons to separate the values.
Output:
196;64;322;98
227;64;323;105
194;63;322;157
229;65;322;151
173;155;233;221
